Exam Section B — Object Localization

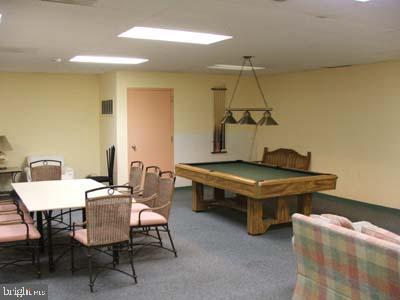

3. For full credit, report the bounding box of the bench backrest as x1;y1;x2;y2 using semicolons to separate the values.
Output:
261;147;311;170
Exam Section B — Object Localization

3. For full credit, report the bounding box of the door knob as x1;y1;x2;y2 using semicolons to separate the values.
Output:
131;145;137;151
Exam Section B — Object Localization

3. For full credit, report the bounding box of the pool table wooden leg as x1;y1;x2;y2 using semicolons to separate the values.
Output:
247;198;268;235
192;182;208;212
298;193;312;215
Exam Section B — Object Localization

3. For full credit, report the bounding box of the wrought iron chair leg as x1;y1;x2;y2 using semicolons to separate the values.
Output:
128;244;137;284
165;225;177;257
69;209;72;230
87;248;94;293
155;227;163;247
32;242;36;265
70;238;75;274
36;243;41;279
112;245;119;267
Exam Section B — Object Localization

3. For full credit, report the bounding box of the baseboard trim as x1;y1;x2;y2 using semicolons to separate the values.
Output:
314;192;399;214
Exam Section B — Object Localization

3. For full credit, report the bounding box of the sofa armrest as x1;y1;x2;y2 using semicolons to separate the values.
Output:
292;213;400;300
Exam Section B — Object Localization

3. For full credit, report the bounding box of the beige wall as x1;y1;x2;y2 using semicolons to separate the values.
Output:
256;60;400;210
0;72;100;187
3;60;390;209
114;71;261;186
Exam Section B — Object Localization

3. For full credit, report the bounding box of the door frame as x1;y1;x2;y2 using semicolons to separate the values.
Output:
126;87;175;171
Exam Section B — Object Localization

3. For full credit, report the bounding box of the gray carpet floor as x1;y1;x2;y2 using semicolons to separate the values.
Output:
0;188;296;300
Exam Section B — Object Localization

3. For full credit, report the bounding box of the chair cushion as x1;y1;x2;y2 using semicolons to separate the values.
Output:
310;214;341;226
131;203;150;212
130;211;167;227
0;224;41;243
0;213;34;224
17;201;29;212
69;229;89;246
0;202;29;213
321;214;354;230
0;204;18;213
361;224;400;246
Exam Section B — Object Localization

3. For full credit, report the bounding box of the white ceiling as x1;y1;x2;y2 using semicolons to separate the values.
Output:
0;0;399;74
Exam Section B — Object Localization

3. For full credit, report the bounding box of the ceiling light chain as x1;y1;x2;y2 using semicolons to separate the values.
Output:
248;57;269;108
221;56;278;126
226;58;247;109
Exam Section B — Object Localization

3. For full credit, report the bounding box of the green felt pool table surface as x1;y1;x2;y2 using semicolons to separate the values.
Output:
189;161;315;181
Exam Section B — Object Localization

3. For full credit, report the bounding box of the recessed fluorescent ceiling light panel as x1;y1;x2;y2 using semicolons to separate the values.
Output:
354;0;370;2
208;64;265;71
118;26;232;45
70;55;148;64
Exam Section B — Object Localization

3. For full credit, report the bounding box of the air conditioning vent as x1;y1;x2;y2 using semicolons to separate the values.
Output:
101;99;113;115
40;0;97;6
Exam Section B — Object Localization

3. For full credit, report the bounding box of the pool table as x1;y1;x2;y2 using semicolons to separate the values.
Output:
175;160;338;235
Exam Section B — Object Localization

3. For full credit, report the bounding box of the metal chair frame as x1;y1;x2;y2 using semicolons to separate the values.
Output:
0;207;41;278
130;171;177;258
70;185;137;293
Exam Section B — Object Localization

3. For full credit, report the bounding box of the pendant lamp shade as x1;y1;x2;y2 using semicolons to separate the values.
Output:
238;111;257;125
258;111;278;126
221;110;237;124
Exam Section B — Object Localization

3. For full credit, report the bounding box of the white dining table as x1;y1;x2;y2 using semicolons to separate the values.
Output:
12;179;112;271
12;179;106;212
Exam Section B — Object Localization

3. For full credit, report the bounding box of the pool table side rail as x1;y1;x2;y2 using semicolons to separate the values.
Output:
175;163;259;197
175;163;338;199
258;174;337;198
185;160;335;177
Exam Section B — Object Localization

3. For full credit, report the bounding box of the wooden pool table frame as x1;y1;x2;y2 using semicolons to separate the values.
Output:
175;161;338;235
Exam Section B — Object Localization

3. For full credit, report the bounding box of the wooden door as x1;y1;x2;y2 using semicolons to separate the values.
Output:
127;88;174;172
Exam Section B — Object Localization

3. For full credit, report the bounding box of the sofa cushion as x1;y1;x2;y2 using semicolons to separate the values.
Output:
310;214;341;226
352;221;373;232
321;214;354;230
361;224;400;246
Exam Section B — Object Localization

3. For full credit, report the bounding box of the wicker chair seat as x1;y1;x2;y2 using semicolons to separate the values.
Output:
0;224;41;243
0;213;34;224
130;211;167;227
131;203;150;212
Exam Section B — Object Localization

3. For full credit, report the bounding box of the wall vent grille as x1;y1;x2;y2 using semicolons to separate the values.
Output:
102;99;113;115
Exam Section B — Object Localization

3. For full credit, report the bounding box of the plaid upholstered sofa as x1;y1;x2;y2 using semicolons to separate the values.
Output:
292;213;400;300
